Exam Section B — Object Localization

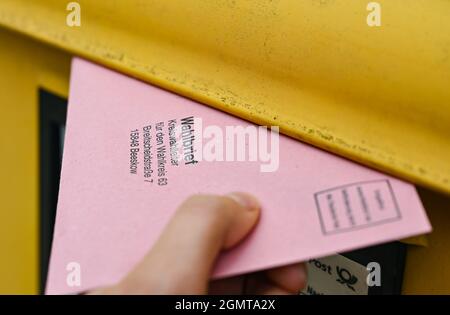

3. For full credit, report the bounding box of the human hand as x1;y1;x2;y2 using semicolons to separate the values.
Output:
90;193;307;294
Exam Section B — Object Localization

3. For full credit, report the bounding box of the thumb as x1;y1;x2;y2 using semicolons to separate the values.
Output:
118;193;260;294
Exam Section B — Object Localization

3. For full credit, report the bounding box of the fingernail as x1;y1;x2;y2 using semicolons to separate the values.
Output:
227;192;261;211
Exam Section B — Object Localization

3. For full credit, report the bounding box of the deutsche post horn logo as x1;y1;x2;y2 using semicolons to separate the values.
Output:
336;266;358;291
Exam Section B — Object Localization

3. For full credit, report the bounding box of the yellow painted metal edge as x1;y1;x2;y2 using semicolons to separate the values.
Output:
0;26;71;293
0;0;449;194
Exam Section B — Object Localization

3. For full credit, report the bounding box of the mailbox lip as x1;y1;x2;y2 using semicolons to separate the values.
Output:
1;1;449;195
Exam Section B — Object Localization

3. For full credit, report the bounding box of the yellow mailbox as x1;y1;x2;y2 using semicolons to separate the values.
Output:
0;0;448;294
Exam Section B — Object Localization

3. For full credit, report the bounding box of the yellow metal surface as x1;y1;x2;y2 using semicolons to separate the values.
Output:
0;1;449;294
0;27;70;294
403;188;450;294
0;0;449;194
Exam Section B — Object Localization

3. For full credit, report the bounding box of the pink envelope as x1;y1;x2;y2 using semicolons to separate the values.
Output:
46;58;431;294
